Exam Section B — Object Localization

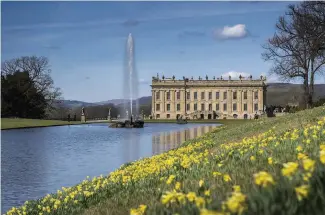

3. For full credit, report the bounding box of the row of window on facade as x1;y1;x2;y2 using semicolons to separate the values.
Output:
155;91;259;101
155;103;259;112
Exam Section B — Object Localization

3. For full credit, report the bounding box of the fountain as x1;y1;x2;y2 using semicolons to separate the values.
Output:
110;33;144;128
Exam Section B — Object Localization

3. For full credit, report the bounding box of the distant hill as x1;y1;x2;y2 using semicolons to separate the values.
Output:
94;96;152;106
95;99;126;106
58;83;325;109
266;83;325;106
137;96;152;105
55;100;97;108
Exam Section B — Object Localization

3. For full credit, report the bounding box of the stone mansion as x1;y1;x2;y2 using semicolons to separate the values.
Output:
150;74;267;119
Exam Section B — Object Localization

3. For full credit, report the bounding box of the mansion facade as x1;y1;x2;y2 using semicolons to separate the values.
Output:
151;74;267;119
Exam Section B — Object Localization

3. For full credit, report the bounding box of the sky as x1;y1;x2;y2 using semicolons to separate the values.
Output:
2;1;324;102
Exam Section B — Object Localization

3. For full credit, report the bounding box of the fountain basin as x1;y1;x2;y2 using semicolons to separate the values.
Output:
109;119;144;128
176;119;188;124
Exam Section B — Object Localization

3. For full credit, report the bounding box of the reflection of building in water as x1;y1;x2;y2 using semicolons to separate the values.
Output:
152;126;215;155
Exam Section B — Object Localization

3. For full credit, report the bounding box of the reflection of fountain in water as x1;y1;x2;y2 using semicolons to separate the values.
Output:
121;130;140;162
152;125;216;155
120;33;140;119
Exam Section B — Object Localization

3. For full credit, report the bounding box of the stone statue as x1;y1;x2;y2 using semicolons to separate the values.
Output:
108;108;111;120
81;107;86;122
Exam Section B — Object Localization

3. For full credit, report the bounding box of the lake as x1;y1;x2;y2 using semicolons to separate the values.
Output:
1;122;219;213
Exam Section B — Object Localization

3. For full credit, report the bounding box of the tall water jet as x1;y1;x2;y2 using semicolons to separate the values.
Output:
122;33;139;119
110;33;143;128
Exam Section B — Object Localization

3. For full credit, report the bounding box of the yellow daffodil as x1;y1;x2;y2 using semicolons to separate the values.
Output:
296;145;303;152
166;175;176;185
320;150;325;164
199;180;204;187
281;162;299;178
302;158;315;172
223;174;232;182
175;182;181;191
295;185;309;201
254;171;275;187
204;189;211;197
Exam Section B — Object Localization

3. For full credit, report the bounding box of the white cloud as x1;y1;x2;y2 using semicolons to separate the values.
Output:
214;24;248;40
139;78;149;85
221;71;250;79
264;74;325;84
265;75;281;83
221;71;283;82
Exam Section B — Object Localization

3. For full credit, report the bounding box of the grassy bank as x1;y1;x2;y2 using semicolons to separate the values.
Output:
1;118;82;130
5;107;325;215
1;118;246;130
1;118;110;130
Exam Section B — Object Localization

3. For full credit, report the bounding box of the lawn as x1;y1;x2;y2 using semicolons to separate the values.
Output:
1;118;83;130
4;106;325;215
1;118;247;130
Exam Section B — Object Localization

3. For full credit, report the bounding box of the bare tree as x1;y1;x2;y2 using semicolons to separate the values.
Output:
262;1;325;108
1;56;62;110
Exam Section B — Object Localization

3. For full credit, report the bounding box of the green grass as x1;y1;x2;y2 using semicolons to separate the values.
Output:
4;106;325;215
80;107;325;215
1;118;109;130
1;118;81;130
1;118;247;130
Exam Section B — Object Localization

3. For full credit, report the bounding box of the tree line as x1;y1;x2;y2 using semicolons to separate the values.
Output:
1;56;61;119
48;103;153;121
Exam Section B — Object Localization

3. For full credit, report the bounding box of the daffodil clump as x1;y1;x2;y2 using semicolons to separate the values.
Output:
138;114;325;215
4;107;325;215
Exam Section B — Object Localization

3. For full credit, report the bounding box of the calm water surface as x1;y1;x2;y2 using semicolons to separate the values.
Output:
1;123;219;212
